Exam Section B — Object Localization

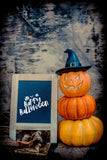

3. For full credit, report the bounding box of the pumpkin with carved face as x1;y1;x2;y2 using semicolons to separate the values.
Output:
59;71;91;97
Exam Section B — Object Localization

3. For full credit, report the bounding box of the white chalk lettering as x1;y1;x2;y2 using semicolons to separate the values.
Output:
19;93;49;116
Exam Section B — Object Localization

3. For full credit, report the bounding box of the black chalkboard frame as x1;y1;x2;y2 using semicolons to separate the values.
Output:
9;74;57;143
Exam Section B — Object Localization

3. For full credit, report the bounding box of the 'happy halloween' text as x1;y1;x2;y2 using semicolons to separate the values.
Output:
19;94;49;116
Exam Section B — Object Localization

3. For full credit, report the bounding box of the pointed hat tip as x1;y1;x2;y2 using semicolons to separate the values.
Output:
56;49;92;75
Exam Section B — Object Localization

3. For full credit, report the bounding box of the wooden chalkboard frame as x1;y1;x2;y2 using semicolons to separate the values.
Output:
9;74;57;143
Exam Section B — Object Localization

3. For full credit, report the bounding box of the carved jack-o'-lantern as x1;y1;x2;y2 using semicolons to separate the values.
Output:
59;71;91;97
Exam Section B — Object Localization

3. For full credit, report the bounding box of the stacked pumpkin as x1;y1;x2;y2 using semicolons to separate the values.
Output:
58;71;104;146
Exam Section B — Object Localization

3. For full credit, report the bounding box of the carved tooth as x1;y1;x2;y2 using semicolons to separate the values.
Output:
70;86;75;89
78;83;82;87
67;88;71;91
67;86;74;91
74;86;79;91
63;84;68;88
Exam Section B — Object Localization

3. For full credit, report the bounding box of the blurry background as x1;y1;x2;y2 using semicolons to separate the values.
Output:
0;0;105;128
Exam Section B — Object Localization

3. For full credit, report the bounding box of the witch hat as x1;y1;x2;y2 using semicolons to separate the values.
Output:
56;49;91;75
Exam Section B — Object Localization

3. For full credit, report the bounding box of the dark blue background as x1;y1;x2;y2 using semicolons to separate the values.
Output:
17;81;51;123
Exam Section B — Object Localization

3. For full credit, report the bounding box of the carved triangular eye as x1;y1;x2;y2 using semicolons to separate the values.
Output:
63;84;67;88
76;75;79;79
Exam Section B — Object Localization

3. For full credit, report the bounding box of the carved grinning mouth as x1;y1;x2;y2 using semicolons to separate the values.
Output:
63;81;83;91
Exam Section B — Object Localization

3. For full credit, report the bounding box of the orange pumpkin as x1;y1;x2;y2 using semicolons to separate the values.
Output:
58;116;103;146
59;71;91;97
58;94;96;120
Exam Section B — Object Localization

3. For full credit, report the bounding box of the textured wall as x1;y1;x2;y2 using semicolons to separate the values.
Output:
0;0;105;125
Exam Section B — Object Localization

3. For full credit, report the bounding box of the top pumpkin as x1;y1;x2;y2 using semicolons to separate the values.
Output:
59;71;91;97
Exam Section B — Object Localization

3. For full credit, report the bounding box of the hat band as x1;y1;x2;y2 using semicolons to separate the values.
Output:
70;62;76;67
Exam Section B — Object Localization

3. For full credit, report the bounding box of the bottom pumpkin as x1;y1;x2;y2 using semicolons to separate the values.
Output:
58;116;103;146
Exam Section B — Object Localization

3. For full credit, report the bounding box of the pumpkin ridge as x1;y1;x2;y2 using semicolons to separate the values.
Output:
58;120;65;140
80;121;83;146
69;120;74;145
67;98;76;120
58;96;69;119
89;117;97;143
76;97;80;119
76;97;83;119
82;96;88;119
58;96;65;114
81;120;85;146
84;95;91;118
74;98;77;119
89;95;96;117
71;120;83;146
90;116;104;142
82;119;95;146
65;98;70;119
63;97;69;119
66;98;72;119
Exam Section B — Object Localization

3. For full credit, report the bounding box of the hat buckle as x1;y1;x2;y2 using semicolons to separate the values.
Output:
70;62;76;67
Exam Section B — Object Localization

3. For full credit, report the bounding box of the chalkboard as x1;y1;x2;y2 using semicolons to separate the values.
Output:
17;81;51;123
9;74;57;143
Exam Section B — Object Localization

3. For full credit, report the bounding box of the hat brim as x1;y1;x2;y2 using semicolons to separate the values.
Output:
56;66;91;75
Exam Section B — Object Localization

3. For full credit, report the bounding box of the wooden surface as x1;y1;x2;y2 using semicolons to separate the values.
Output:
0;0;106;159
0;126;104;160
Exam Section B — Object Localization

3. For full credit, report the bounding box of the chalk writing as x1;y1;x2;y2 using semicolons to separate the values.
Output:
19;93;49;116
